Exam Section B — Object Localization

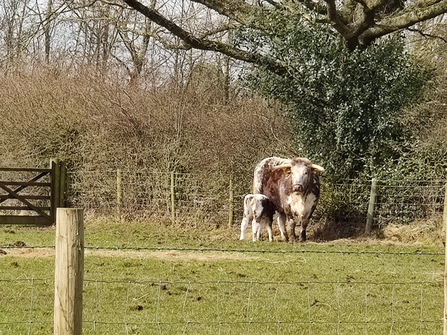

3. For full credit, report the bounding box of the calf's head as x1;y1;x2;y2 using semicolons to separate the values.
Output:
273;158;324;194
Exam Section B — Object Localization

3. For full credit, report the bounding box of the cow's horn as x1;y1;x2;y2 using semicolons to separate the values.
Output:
272;163;292;170
311;164;325;173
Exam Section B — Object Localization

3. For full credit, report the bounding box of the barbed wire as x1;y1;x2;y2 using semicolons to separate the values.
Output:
0;245;443;256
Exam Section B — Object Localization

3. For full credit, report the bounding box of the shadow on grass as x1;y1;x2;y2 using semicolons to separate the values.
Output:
310;219;369;242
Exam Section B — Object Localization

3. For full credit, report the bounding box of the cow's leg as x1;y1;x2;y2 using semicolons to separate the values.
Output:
289;218;297;242
266;212;274;242
266;221;273;242
277;213;288;242
299;216;309;242
299;198;318;242
240;217;249;240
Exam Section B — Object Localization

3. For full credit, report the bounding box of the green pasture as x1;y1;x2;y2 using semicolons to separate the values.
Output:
0;220;444;334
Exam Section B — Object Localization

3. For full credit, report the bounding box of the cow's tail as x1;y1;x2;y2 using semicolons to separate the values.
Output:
253;165;263;194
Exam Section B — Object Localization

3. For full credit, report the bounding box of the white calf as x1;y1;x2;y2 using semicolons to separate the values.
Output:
240;194;275;242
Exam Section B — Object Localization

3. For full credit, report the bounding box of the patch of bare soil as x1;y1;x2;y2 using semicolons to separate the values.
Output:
87;249;259;261
0;247;55;258
0;247;259;261
0;221;442;259
310;220;366;241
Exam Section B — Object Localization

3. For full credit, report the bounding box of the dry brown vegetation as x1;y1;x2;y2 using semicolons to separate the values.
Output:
1;65;446;232
0;67;295;202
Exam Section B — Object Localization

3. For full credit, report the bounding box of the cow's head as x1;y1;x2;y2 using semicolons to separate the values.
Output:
273;159;324;194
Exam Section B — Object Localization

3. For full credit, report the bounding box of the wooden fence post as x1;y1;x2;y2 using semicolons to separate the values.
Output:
54;208;84;335
443;184;447;335
228;178;234;228
59;161;67;208
365;178;377;234
51;159;67;219
116;169;122;221
51;159;61;221
170;171;175;223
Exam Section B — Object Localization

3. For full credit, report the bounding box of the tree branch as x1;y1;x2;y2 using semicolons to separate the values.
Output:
122;0;447;56
189;0;255;23
324;0;352;38
407;27;447;43
122;0;289;75
359;0;447;46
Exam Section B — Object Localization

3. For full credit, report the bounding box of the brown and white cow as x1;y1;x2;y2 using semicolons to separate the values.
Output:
253;157;324;242
240;194;275;242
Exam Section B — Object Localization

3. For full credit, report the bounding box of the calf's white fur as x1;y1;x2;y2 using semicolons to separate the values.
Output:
240;194;274;242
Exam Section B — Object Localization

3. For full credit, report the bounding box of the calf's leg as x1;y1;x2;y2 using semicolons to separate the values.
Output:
240;216;249;240
252;219;261;242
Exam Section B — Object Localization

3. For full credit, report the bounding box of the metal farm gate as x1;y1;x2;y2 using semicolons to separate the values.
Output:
0;160;66;225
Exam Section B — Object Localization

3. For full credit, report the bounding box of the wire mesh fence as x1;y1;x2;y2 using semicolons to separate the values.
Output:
374;180;446;226
1;169;446;334
68;170;236;224
0;248;443;335
68;170;447;228
81;278;443;335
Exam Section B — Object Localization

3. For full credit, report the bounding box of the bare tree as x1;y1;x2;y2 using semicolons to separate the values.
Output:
109;0;157;83
44;0;53;63
118;0;447;74
0;0;239;84
0;0;39;64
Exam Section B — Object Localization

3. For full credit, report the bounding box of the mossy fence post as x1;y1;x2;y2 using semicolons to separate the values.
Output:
171;171;175;223
116;169;122;221
228;178;234;228
54;208;84;335
365;178;377;234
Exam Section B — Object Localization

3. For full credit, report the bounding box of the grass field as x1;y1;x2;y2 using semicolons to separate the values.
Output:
0;219;444;334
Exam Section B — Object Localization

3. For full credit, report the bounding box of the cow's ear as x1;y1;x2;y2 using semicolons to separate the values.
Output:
311;164;325;173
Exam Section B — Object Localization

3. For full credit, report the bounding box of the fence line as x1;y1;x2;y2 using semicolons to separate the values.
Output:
1;244;443;257
0;276;442;334
1;235;444;334
67;170;447;228
0;167;444;228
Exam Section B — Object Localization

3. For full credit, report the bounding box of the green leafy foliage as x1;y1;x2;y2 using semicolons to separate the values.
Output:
236;9;433;183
